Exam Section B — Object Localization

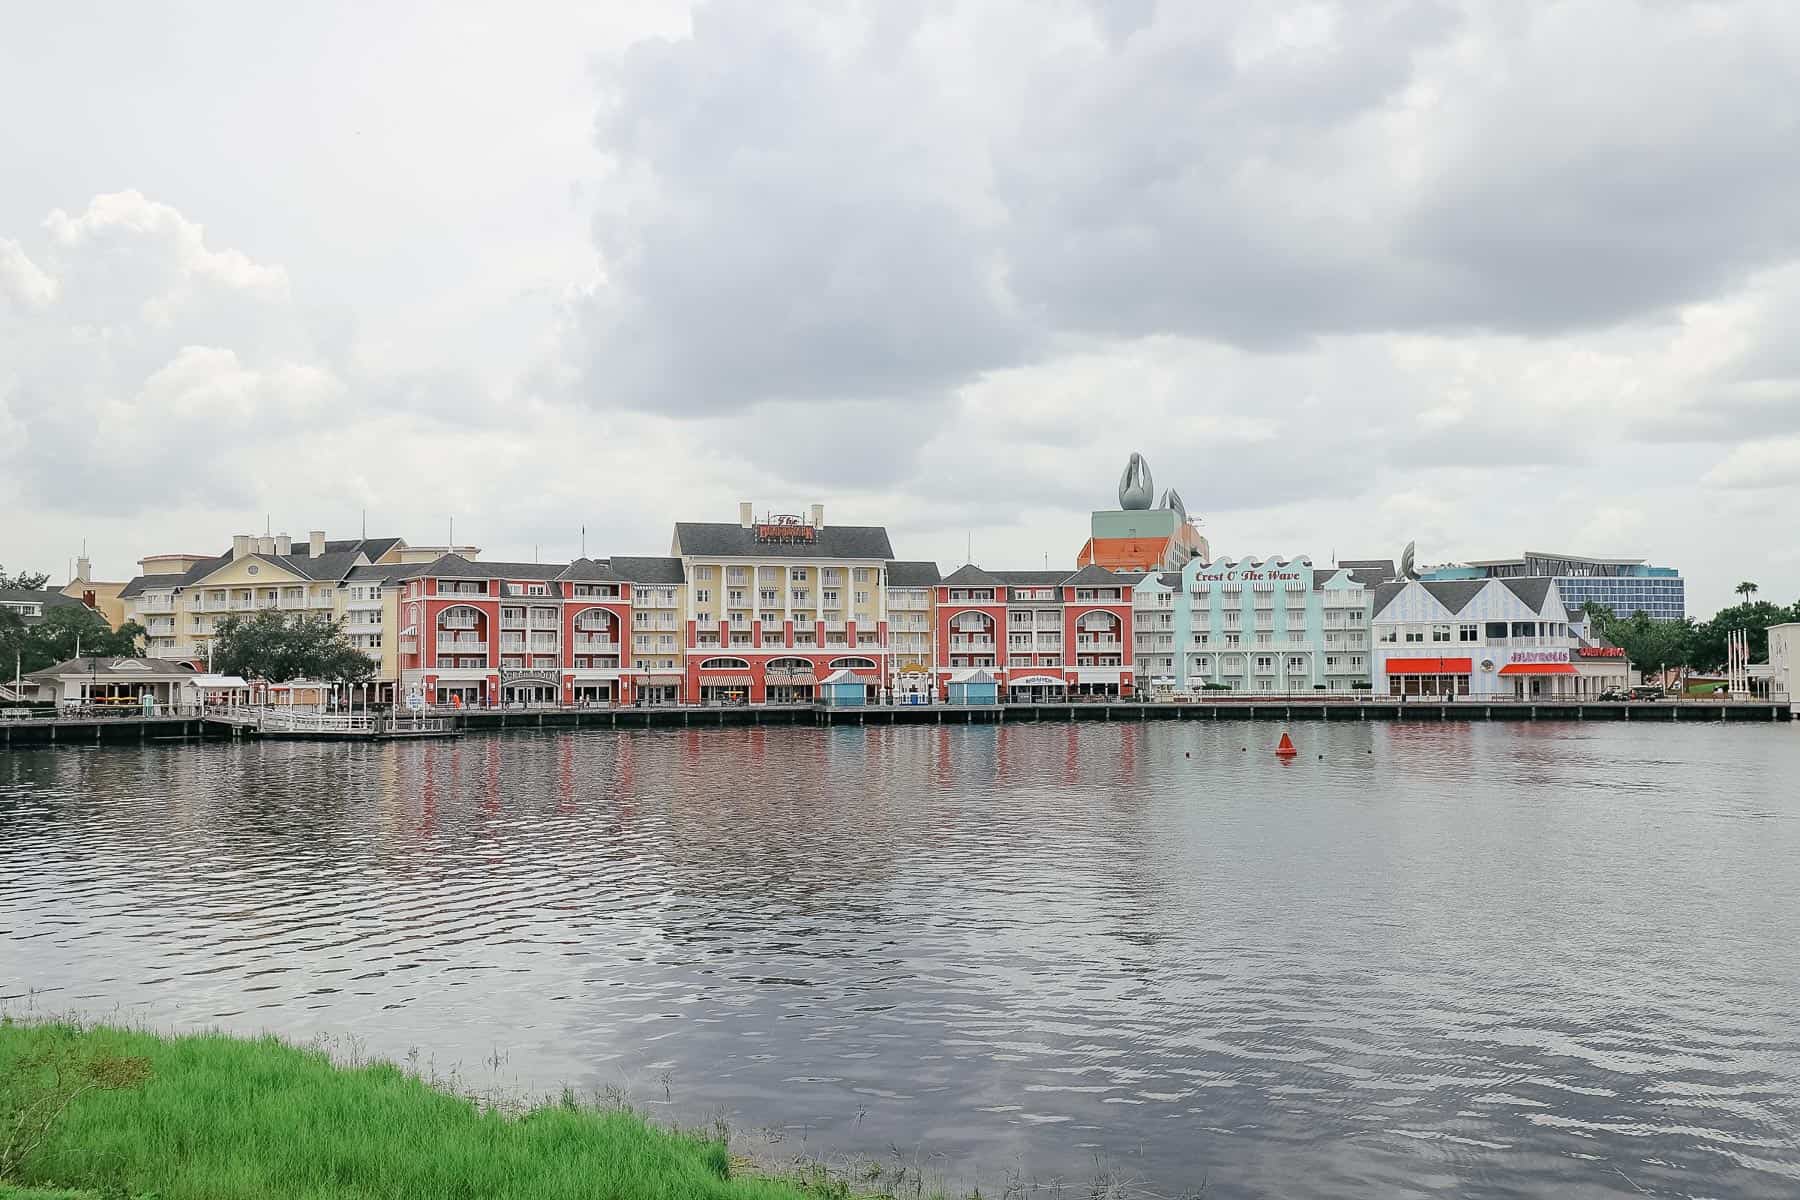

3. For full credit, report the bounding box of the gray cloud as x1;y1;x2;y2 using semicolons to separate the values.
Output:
565;0;1800;414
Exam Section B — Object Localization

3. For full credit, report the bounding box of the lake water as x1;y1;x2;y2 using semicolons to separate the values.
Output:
4;721;1798;1198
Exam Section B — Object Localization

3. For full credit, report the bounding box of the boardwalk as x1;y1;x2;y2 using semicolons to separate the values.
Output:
3;697;1789;749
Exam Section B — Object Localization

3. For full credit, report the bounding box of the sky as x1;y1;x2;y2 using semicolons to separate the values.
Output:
3;0;1798;617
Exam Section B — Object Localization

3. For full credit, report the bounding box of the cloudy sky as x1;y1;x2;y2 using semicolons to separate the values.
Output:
4;0;1797;615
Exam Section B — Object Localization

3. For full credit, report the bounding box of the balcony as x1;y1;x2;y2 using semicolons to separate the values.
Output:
398;637;418;654
1076;639;1123;651
440;637;487;653
823;620;847;632
528;619;560;631
950;636;995;649
573;635;619;652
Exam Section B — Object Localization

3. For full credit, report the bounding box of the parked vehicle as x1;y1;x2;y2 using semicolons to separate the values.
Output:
1596;688;1629;702
1628;685;1667;701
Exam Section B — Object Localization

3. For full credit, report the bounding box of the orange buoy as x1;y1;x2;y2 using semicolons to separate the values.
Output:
1276;732;1297;758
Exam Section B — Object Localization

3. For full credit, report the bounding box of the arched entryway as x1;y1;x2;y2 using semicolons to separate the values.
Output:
764;656;817;704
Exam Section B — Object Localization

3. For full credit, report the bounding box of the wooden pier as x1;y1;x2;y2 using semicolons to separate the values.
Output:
3;698;1789;750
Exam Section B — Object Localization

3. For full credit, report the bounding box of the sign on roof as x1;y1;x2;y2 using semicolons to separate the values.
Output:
755;515;817;544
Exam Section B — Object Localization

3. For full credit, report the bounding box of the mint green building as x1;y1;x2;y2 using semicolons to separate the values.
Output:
1134;556;1373;694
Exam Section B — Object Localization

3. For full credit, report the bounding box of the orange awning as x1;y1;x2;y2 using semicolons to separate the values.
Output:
1385;657;1473;674
1498;662;1576;676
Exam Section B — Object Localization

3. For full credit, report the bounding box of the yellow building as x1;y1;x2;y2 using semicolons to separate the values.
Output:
59;556;128;629
117;531;474;701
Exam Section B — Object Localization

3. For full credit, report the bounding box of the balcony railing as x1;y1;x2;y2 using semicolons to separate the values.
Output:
950;636;995;649
573;636;619;652
440;638;487;652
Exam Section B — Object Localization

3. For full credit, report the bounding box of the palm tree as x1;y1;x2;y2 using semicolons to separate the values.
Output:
1735;581;1759;602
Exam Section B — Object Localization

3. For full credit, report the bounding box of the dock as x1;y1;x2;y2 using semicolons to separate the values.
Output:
2;698;1789;750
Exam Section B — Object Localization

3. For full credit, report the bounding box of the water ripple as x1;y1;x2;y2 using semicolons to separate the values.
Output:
3;722;1799;1197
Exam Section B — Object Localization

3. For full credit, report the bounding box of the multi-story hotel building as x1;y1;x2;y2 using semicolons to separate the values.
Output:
396;555;686;707
1131;557;1372;694
1419;550;1685;622
117;531;456;701
671;504;901;704
935;564;1137;700
885;562;940;700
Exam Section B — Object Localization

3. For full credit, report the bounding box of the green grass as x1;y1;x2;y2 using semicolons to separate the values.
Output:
0;1021;858;1200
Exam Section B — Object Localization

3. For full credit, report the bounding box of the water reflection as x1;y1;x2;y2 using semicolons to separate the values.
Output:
3;722;1799;1198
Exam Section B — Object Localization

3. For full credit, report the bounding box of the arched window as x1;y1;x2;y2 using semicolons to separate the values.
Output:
829;656;877;670
698;657;750;670
571;606;618;633
766;657;813;673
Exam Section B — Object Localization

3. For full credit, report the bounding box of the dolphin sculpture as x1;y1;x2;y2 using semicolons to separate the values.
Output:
1401;541;1419;581
1119;453;1154;510
1158;487;1188;525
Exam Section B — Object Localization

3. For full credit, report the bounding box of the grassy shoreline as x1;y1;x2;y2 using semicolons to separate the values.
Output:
0;1019;881;1200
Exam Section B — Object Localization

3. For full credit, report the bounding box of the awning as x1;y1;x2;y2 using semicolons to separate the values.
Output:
698;674;753;687
1385;657;1473;674
639;672;684;682
768;672;818;686
1498;662;1575;676
1008;675;1066;688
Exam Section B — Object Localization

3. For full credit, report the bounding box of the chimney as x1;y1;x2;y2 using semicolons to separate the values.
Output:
275;533;291;556
739;502;753;528
232;534;251;560
810;503;824;529
309;530;326;558
75;555;91;584
256;536;275;555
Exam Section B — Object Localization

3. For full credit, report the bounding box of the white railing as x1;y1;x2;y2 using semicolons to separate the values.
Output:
441;638;487;652
573;636;619;651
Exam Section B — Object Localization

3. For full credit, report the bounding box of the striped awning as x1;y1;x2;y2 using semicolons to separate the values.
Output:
768;672;818;686
698;674;753;687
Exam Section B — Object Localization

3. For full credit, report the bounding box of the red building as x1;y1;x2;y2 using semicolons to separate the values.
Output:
935;565;1137;701
397;555;685;707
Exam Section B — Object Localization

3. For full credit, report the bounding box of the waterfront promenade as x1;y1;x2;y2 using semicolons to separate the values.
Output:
2;696;1790;748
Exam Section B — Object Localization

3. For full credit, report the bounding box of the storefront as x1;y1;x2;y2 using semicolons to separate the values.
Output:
1007;674;1066;702
1383;657;1472;697
1571;646;1629;698
1499;653;1576;698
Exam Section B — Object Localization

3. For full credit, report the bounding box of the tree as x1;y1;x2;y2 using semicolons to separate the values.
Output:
0;564;50;590
14;606;145;674
210;610;375;684
1735;581;1759;601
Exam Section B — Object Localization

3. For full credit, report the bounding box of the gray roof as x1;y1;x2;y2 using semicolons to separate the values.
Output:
1065;565;1134;587
607;556;686;584
1500;577;1556;611
29;656;199;679
885;561;941;587
1372;577;1561;619
673;522;895;561
345;563;416;585
557;558;624;583
119;572;197;598
0;587;82;611
421;554;565;581
993;570;1071;587
942;564;1003;586
1340;559;1397;587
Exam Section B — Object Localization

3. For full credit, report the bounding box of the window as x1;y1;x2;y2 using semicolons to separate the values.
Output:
854;591;870;606
790;568;808;582
853;568;871;582
527;584;547;596
1460;624;1478;642
822;590;840;606
1255;656;1273;671
1351;656;1363;668
696;612;711;625
1486;622;1509;639
1404;630;1424;643
1432;624;1452;643
694;589;710;605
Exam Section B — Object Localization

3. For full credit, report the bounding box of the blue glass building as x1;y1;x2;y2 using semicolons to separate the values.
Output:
1421;551;1684;621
